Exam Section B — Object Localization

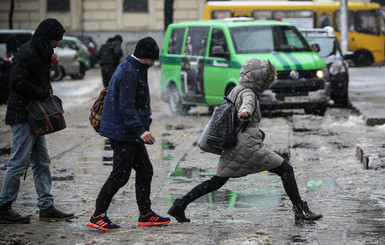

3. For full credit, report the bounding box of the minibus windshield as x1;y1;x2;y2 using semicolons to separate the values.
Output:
230;25;312;53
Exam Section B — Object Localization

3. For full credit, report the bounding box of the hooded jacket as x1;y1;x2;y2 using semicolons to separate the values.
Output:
97;39;123;66
216;58;284;177
5;18;65;125
99;55;152;142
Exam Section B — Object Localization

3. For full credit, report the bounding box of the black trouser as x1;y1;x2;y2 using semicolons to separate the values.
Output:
101;64;117;87
94;139;153;215
180;161;302;205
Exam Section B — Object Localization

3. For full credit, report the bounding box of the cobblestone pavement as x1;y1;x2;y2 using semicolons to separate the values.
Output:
0;66;384;245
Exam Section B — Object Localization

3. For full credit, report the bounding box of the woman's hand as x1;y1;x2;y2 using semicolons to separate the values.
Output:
239;109;250;119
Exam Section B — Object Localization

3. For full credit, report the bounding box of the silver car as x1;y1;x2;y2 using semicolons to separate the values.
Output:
53;47;83;80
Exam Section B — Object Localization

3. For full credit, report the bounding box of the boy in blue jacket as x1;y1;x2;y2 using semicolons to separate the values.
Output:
88;37;170;231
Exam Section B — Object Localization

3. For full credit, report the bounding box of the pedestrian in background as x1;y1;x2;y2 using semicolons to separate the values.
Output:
0;18;75;224
97;34;123;87
168;58;323;223
88;37;171;231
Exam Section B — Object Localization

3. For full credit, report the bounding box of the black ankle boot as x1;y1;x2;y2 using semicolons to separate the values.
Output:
293;201;323;221
167;198;190;222
0;205;30;224
39;205;75;221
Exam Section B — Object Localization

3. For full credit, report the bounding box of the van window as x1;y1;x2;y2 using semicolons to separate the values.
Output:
168;28;185;54
355;10;379;35
229;26;311;53
317;13;332;28
209;28;229;58
334;11;355;32
273;10;314;28
253;10;273;20
212;10;231;19
184;27;210;56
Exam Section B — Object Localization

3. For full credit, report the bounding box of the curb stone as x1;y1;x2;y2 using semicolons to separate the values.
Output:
356;143;385;169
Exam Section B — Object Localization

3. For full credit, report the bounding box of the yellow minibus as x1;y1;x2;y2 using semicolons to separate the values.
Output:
204;1;385;66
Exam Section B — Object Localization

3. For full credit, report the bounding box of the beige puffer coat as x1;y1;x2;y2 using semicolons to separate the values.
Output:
216;58;284;177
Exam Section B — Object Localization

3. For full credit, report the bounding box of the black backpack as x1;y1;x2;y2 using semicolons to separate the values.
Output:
205;96;238;149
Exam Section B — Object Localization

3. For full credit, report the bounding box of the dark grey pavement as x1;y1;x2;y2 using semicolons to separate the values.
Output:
348;66;385;170
349;66;385;126
0;66;384;244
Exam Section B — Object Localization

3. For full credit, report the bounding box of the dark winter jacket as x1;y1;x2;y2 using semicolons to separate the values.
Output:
97;40;123;67
5;18;65;125
99;55;152;142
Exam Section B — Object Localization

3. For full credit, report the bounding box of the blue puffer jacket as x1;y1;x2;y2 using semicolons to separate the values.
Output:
99;55;152;142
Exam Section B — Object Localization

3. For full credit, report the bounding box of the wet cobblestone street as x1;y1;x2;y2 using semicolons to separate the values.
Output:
0;67;384;244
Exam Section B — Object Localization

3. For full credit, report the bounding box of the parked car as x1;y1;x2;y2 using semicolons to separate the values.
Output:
50;52;62;81
70;35;98;67
0;30;33;104
53;47;83;80
160;19;329;116
301;27;352;107
0;30;34;62
59;36;91;78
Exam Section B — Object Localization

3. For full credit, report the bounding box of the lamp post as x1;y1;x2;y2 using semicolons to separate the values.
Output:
340;0;349;54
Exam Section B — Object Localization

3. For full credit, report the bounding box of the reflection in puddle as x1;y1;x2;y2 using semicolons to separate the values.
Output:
169;167;287;223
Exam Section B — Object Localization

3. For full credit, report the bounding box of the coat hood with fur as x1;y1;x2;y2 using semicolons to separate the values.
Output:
238;58;277;94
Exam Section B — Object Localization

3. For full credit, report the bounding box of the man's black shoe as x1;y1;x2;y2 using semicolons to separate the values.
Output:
39;205;75;221
0;205;30;224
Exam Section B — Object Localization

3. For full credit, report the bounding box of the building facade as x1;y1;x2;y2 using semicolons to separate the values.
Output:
0;0;206;52
0;0;375;51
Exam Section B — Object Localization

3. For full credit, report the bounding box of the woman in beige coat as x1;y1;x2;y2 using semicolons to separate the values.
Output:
168;58;322;223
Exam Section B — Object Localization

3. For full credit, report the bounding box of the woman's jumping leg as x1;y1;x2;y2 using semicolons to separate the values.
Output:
269;161;322;221
168;175;229;222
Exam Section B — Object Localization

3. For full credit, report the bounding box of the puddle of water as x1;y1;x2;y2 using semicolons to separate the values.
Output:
161;139;175;150
168;167;289;223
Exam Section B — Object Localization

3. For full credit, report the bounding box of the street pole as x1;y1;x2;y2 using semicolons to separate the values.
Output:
340;0;349;54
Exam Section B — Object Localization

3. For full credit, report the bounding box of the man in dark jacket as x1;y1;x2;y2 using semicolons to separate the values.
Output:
97;34;123;87
0;18;75;224
87;37;170;231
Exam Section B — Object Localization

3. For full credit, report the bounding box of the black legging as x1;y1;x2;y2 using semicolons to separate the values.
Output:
180;161;302;205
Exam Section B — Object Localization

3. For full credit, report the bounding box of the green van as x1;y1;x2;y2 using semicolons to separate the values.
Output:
159;19;330;115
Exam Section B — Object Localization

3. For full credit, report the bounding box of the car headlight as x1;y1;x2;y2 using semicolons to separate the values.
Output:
329;60;345;75
316;70;324;79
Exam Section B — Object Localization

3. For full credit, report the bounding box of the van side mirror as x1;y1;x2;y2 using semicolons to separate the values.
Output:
311;43;320;53
211;45;229;59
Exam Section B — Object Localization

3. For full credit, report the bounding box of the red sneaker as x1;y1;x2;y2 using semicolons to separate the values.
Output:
137;211;171;226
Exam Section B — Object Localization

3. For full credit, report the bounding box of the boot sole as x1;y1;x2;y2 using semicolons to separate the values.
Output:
167;209;190;223
0;219;30;224
137;220;171;226
39;215;76;221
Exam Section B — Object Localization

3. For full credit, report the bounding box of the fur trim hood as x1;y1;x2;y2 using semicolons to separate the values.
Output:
238;58;277;94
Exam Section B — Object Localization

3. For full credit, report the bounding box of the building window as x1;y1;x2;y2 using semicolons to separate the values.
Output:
123;0;148;12
47;0;70;12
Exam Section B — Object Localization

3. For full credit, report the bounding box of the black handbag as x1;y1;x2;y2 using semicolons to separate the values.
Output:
26;95;66;136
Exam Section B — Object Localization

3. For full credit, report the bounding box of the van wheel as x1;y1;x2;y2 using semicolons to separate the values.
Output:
354;50;372;67
169;86;190;115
